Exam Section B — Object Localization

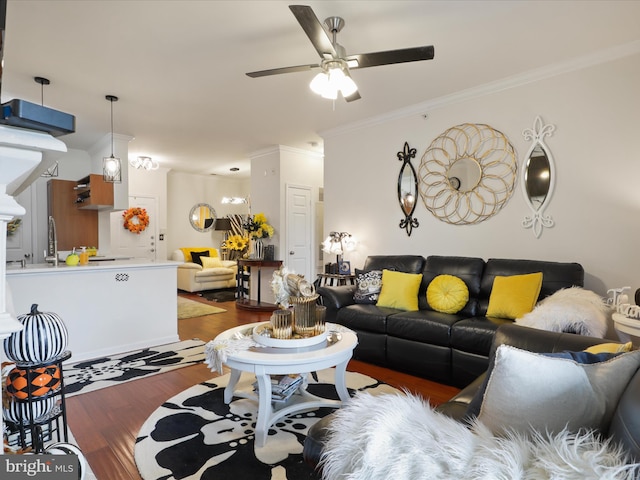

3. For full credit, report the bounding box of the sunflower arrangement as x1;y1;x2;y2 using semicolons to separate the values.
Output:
244;213;275;240
225;234;249;252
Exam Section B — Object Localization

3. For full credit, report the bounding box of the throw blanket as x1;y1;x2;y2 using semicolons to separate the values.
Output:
516;287;610;338
320;392;639;480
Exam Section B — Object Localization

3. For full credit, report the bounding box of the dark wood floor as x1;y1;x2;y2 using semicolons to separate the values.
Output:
66;293;460;479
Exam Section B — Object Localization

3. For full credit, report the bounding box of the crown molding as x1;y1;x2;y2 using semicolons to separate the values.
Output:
321;40;640;140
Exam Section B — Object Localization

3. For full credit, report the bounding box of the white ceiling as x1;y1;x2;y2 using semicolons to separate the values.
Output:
2;1;639;178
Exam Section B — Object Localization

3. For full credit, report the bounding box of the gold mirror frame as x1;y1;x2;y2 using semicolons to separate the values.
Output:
418;123;517;225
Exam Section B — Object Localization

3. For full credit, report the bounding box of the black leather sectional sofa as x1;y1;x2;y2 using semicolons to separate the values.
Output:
319;255;584;388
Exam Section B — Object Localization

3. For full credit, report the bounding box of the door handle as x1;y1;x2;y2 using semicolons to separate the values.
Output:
289;251;295;255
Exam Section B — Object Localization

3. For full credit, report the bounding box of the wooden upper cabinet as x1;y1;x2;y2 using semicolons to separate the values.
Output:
75;174;114;209
47;179;99;250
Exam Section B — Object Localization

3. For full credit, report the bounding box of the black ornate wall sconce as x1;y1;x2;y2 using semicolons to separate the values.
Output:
397;142;419;236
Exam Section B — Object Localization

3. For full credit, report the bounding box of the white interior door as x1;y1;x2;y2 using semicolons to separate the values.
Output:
110;195;158;260
286;185;312;282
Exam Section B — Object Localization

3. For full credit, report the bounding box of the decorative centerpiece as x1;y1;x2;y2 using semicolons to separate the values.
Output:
251;267;327;346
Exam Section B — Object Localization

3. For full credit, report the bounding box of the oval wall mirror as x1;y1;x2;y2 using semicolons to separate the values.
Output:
189;203;216;232
521;116;555;238
397;142;419;236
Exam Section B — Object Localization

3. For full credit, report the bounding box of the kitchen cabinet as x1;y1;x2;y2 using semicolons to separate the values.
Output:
74;174;114;209
47;179;98;250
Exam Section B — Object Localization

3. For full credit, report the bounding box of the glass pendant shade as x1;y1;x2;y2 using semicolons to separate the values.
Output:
103;154;121;183
104;94;122;183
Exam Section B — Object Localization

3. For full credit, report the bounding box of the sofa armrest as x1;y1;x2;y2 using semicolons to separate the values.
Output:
318;285;356;309
178;262;202;271
221;260;237;269
490;323;609;359
317;285;356;323
435;373;487;421
437;324;615;420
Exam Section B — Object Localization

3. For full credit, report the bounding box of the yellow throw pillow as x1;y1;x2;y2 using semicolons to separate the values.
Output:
427;275;469;314
201;256;225;269
584;342;633;354
486;272;543;319
376;270;423;311
180;247;218;262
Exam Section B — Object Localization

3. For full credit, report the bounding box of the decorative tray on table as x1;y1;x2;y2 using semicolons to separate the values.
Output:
252;322;328;348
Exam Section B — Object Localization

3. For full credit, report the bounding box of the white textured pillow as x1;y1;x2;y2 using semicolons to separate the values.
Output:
478;345;640;436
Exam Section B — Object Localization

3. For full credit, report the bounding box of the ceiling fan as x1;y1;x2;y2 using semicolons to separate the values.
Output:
246;5;435;102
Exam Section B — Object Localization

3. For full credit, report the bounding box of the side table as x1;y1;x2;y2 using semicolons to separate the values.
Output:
612;313;640;345
317;273;356;287
236;259;283;311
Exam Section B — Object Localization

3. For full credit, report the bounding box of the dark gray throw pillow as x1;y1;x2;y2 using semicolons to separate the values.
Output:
190;250;210;266
353;269;383;304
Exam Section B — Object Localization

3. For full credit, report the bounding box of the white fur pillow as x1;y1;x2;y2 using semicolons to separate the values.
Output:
515;287;610;338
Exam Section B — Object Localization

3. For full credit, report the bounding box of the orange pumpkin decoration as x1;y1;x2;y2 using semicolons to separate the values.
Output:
5;365;61;400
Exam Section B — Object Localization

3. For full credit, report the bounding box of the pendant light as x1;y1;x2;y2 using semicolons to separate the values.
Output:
35;76;59;178
103;94;122;183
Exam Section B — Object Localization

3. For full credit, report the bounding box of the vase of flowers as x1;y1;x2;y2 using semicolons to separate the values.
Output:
225;234;249;261
244;213;274;259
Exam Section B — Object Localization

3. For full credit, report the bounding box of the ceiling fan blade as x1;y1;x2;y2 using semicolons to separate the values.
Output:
346;45;434;69
344;90;361;102
343;69;361;102
246;63;320;78
289;5;337;59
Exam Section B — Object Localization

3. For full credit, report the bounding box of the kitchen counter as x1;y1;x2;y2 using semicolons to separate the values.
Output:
6;259;180;362
6;258;177;274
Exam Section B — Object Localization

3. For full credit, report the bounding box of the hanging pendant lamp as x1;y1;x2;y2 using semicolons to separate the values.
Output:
103;94;122;183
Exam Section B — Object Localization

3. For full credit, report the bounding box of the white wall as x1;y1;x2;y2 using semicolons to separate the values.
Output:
322;52;640;296
249;146;323;271
166;171;250;256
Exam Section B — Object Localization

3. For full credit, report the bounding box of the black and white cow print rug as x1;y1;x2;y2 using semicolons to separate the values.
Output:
64;339;206;397
134;369;398;480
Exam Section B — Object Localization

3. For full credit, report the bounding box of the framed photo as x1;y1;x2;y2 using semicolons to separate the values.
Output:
338;260;351;275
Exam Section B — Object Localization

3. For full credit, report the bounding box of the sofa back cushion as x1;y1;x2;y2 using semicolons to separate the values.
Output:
362;255;425;274
419;256;485;315
477;258;584;315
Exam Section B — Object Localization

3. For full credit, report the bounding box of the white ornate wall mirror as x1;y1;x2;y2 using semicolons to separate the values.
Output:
521;116;555;238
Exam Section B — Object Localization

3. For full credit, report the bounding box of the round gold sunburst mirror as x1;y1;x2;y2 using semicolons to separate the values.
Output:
418;123;517;225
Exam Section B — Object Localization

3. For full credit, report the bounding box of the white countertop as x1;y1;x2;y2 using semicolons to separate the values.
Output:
6;258;179;275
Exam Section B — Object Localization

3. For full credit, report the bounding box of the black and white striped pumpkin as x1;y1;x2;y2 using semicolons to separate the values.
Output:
3;304;69;364
2;396;56;425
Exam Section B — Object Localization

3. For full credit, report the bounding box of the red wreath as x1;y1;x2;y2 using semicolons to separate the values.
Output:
122;207;149;234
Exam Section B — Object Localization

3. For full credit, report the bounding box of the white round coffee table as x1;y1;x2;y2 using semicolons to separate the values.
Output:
209;322;357;448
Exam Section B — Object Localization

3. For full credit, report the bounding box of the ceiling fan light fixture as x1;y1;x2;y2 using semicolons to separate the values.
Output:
130;155;159;171
310;70;330;96
310;61;357;100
